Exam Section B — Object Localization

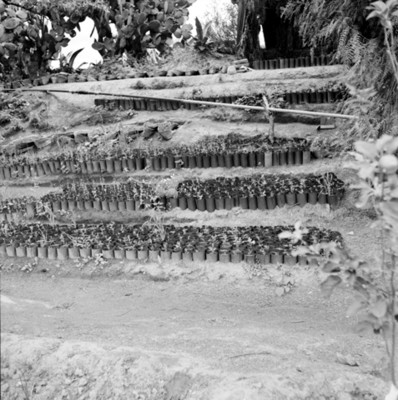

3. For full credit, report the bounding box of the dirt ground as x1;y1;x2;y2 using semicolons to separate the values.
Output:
0;64;392;399
0;273;389;400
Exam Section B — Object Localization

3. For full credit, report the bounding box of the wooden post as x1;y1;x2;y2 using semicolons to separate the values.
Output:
263;94;274;141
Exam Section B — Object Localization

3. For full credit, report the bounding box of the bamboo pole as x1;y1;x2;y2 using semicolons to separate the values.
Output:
0;87;359;120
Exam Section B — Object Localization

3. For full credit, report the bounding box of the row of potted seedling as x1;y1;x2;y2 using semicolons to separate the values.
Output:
2;65;232;90
252;55;334;70
0;144;314;181
0;222;342;265
94;89;345;111
0;173;345;220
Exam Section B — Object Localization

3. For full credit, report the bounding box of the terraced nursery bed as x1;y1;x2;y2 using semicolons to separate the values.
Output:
0;172;345;220
0;222;342;264
0;135;317;180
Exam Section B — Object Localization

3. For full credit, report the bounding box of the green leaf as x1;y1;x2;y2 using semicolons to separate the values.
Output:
354;141;378;160
92;41;105;51
3;17;20;30
149;20;161;33
16;10;27;20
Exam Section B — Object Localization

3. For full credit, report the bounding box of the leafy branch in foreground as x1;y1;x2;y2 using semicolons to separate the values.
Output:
280;2;398;398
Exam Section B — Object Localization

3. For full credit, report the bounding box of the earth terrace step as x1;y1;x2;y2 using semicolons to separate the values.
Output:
94;89;348;112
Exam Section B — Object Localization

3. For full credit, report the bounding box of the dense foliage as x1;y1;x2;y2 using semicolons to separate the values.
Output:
0;0;196;81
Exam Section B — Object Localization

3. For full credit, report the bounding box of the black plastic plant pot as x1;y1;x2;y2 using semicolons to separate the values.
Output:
84;200;93;210
171;251;182;261
182;252;193;262
92;161;101;173
244;253;255;264
240;153;248;168
118;201;126;211
167;197;178;210
233;153;240;167
166;156;174;169
57;247;68;260
217;154;226;168
193;250;206;262
160;250;171;262
195;155;203;168
302;151;311;164
126;249;137;260
256;152;264;167
255;252;270;264
6;245;16;257
52;201;61;212
196;198;206;212
206;252;218;263
206;198;216;212
26;246;38;258
279;152;287;166
286;193;296;206
162;156;171;171
287;151;295;165
318;194;327;204
188;156;196;169
100;160;107;173
219;252;231;263
86;161;94;174
264;153;273;168
137;249;148;260
136;158;145;170
215;198;225;210
175;157;183;169
182;155;189;168
276;193;286;208
0;245;6;257
80;248;92;259
149;249;160;262
93;200;102;211
202;155;211;168
68;247;80;259
187;198;196;211
297;193;307;207
308;192;317;205
239;197;249;210
257;196;266;210
16;246;26;258
224;197;233;210
106;159;114;173
101;200;110;212
249;196;257;210
47;247;57;260
210;155;218;168
152;157;161;171
178;197;188;210
266;196;277;210
271;252;283;264
284;254;297;266
248;152;256;167
109;201;118;212
327;194;339;207
127;159;136;171
231;251;243;264
273;152;280;166
298;256;307;266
